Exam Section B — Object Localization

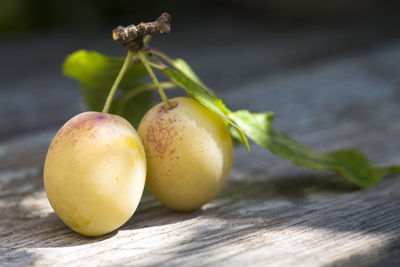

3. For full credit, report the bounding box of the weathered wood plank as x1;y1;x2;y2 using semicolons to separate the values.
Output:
0;127;399;266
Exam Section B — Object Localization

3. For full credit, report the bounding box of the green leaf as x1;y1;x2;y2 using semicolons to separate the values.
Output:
230;110;400;187
173;59;204;85
172;59;219;98
228;125;245;146
162;67;250;151
112;90;153;129
63;50;151;126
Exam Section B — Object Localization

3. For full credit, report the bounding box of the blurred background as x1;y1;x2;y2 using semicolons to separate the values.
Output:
1;0;400;142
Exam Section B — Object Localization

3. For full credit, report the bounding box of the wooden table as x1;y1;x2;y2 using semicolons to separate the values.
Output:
1;16;400;266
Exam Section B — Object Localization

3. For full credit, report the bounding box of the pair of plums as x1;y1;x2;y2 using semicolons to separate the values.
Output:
44;97;233;236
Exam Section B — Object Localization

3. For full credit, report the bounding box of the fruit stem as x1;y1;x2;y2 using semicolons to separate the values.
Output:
102;50;134;113
138;51;171;109
143;35;152;45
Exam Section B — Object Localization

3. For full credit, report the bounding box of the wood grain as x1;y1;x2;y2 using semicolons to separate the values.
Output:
1;16;400;266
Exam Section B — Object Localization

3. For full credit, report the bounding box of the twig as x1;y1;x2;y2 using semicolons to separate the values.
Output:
112;12;171;51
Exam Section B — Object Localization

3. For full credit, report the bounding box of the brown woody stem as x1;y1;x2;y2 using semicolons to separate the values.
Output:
112;12;171;51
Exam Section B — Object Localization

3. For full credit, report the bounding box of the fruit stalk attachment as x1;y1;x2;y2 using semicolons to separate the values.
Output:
138;51;172;109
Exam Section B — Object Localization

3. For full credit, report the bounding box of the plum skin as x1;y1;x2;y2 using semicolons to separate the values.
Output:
138;97;233;211
43;112;146;236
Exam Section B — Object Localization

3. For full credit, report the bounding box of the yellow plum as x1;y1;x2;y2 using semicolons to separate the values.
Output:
44;112;146;236
138;97;233;211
